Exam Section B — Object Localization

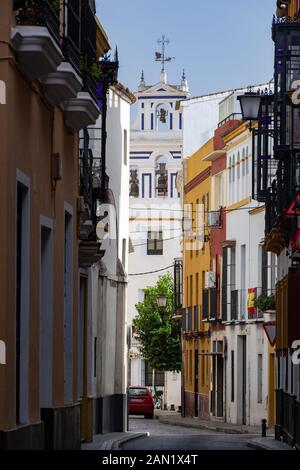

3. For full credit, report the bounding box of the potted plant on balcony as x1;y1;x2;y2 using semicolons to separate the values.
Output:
254;294;276;314
15;0;60;26
90;61;102;81
51;0;61;15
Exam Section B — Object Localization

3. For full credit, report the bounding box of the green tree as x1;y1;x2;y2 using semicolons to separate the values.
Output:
133;273;181;372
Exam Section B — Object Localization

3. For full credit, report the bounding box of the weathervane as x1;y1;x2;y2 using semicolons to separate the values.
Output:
155;35;175;72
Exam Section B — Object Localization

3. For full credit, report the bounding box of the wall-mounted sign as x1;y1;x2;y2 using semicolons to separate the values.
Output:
247;288;257;316
0;80;6;104
0;340;6;365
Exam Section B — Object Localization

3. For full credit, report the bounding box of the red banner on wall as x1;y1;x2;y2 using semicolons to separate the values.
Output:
247;288;257;316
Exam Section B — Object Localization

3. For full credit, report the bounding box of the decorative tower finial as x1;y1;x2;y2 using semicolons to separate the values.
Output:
138;69;146;92
155;35;175;83
180;69;189;92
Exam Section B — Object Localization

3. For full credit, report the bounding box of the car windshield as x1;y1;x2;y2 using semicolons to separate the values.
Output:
128;388;148;396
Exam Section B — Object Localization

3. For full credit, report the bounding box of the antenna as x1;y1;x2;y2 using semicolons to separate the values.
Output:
155;35;175;72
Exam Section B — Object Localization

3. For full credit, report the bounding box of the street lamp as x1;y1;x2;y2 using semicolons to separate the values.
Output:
237;90;262;129
157;294;167;308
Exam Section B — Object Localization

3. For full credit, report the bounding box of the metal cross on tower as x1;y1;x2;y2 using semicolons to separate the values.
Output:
155;35;174;72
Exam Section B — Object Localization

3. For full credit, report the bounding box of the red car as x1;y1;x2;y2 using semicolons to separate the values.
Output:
128;386;154;419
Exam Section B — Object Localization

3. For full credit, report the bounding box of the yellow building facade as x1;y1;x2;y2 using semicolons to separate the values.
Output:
183;139;213;418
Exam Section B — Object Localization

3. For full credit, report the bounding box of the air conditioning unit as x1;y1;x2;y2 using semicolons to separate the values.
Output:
207;210;221;228
205;271;216;289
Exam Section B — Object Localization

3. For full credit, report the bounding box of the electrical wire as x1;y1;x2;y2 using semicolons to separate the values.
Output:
129;265;174;276
132;235;181;247
130;205;263;215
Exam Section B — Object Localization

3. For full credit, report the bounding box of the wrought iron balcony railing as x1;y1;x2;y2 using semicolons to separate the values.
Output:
80;1;98;102
265;153;300;234
14;0;60;45
63;0;81;73
79;127;102;242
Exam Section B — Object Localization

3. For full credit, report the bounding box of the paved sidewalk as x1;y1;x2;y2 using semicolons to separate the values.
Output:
157;411;274;436
82;432;149;450
247;437;294;451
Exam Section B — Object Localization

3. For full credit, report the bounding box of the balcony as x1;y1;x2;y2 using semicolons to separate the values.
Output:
265;155;300;252
81;1;98;103
62;91;100;130
11;0;63;80
42;61;82;106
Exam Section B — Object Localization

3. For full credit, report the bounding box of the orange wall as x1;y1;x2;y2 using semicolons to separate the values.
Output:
0;2;79;429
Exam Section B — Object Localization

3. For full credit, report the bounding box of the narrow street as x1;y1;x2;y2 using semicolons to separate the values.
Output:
123;417;254;450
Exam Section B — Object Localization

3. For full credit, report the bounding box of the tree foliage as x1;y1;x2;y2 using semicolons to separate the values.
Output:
133;273;181;372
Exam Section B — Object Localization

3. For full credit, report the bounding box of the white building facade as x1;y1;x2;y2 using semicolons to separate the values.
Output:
128;71;189;408
223;118;277;426
87;82;135;433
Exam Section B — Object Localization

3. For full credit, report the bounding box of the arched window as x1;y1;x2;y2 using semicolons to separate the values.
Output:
129;166;139;197
242;148;246;177
155;156;168;197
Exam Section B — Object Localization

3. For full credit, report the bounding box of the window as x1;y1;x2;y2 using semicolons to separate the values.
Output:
64;208;73;404
202;195;205;253
190;202;193;259
201;352;205;386
231;350;235;402
147;231;163;255
189;351;193;383
123;129;128;165
257;354;263;403
170;113;173;130
190;275;193;306
129;166;139;197
196;273;199;306
94;338;97;378
40;220;53;408
196;198;199;256
179;112;182;130
16;177;30;424
241;245;246;320
141;113;145;130
155;155;168;197
186;276;189;306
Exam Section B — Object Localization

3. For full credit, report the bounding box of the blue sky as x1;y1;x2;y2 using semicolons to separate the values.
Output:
96;0;275;96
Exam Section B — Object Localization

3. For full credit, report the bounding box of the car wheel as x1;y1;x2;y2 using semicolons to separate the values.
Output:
145;412;154;419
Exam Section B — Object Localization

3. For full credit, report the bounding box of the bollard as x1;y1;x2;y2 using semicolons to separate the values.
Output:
164;404;167;410
261;418;267;437
170;404;175;411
